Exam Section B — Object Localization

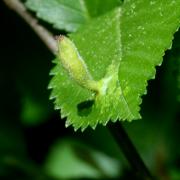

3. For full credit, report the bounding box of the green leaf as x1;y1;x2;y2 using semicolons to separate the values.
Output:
25;0;121;32
49;0;180;130
44;140;120;179
26;0;90;32
84;0;122;18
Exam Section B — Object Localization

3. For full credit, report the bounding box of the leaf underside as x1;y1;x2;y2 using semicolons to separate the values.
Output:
49;0;180;131
26;0;89;32
25;0;121;32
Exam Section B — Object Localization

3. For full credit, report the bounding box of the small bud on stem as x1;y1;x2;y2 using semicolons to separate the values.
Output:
57;36;100;93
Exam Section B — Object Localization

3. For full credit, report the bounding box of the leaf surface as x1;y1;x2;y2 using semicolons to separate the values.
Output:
26;0;120;32
26;0;89;32
84;0;122;18
49;0;180;130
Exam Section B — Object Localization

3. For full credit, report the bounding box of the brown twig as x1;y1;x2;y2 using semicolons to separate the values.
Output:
3;0;57;54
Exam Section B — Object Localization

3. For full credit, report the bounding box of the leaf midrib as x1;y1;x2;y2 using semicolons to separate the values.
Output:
116;8;135;118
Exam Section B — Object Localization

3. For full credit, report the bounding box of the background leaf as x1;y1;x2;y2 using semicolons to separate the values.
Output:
26;0;90;32
44;139;121;179
25;0;121;32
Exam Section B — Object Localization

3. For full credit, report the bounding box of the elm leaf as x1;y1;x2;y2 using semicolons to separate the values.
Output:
49;0;180;130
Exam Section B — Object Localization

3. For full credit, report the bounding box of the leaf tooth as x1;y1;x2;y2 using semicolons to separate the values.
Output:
68;115;85;131
102;119;109;126
81;126;86;132
65;118;72;128
49;69;57;76
54;104;61;110
91;124;97;130
49;65;59;75
48;79;58;89
60;105;70;119
52;59;57;64
49;71;57;76
74;124;81;131
106;113;114;124
81;122;89;132
114;117;119;122
47;82;54;89
49;90;58;100
47;85;52;90
121;115;127;121
60;112;67;119
49;95;56;100
79;121;86;129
